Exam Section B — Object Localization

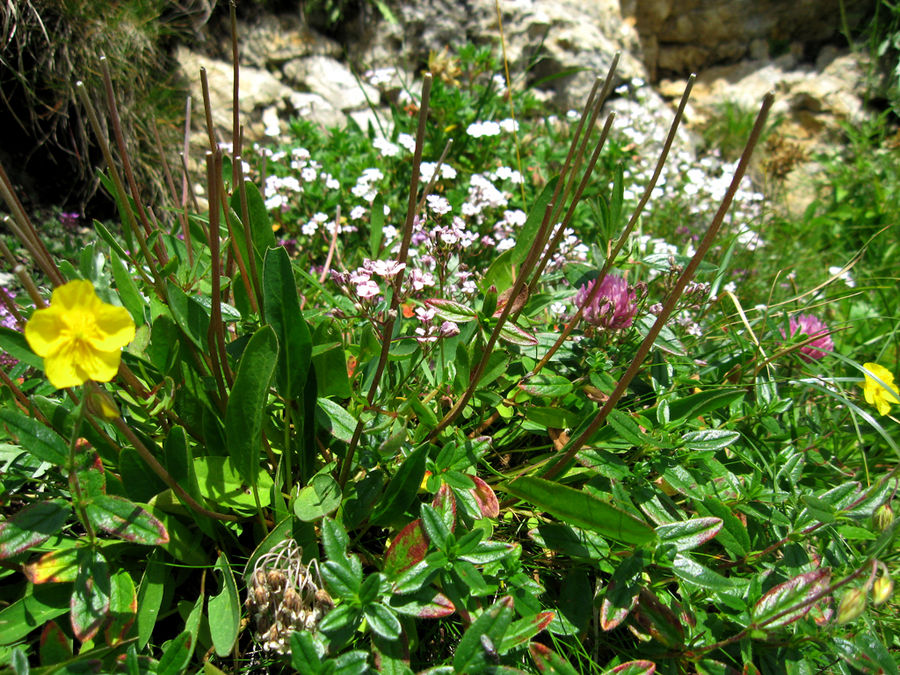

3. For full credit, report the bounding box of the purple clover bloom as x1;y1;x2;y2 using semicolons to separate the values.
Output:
780;313;834;361
575;273;638;331
59;212;80;230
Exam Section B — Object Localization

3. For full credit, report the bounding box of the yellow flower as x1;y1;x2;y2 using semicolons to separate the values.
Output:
25;280;135;389
863;362;900;416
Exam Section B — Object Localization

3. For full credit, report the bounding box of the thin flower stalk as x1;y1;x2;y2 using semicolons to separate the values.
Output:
338;74;434;488
206;152;232;403
527;75;696;378
234;155;262;315
540;91;774;483
76;81;165;299
0;179;64;288
231;3;242;157
200;67;218;153
180;96;198;262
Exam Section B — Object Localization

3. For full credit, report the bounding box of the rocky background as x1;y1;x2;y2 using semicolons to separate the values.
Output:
0;0;883;218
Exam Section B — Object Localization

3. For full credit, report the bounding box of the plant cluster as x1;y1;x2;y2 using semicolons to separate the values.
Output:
0;21;898;675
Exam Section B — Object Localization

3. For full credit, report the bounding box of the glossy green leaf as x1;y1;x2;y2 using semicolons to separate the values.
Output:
225;325;277;487
317;397;357;443
105;570;137;646
294;473;342;521
84;495;168;545
606;409;648;447
165;280;210;350
609;661;657;675
667;388;744;422
672;554;745;592
109;250;145;325
312;321;351;399
209;552;241;657
499;611;555;652
655;517;722;553
696;498;750;558
370;444;428;527
156;631;192;675
752;568;831;628
0;500;70;558
0;409;68;465
505;477;655;545
193;456;274;513
290;631;324;675
232;180;275;258
424;298;478;324
364;603;401;640
322;517;350;565
519;375;573;398
135;552;167;649
384;519;429;579
0;583;70;645
600;555;644;630
71;549;111;642
453;596;514;673
263;246;312;400
681;429;741;452
498;322;539;347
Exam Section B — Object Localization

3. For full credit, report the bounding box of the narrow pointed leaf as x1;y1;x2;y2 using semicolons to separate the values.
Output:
529;642;579;675
470;475;500;518
499;612;555;652
370;444;428;526
505;477;655;545
0;409;68;465
0;500;70;558
71;550;111;642
453;596;515;673
156;631;192;675
752;568;831;628
384;519;429;579
499;322;539;347
681;429;741;452
226;325;278;487
655;517;722;553
209;552;241;657
425;298;478;324
105;570;137;646
610;661;656;675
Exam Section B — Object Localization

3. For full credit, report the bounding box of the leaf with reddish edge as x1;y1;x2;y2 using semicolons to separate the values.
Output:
499;611;555;651
630;590;683;648
610;661;656;675
529;642;580;675
424;298;478;324
384;519;429;578
389;589;456;618
601;579;640;631
655;517;723;553
0;500;70;558
105;570;137;646
752;568;832;628
84;495;168;545
499;322;539;347
24;547;80;583
470;476;500;518
39;621;72;666
71;549;111;642
432;483;457;530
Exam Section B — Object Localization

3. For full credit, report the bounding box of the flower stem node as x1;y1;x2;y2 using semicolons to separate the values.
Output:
24;280;135;389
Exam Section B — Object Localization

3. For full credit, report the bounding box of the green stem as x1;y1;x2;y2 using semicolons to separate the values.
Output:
67;391;96;544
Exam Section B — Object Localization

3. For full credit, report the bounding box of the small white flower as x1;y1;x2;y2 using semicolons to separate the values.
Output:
397;133;416;153
350;206;367;221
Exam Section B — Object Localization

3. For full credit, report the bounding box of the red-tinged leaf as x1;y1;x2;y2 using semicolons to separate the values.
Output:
655;517;723;553
105;570;137;646
470;476;500;518
71;549;111;642
500;611;555;651
84;495;168;545
0;500;70;558
424;298;478;324
453;596;515;673
601;579;640;630
631;590;683;648
610;661;656;675
384;519;429;578
529;641;580;675
24;548;80;584
432;482;457;530
499;322;539;347
72;448;106;498
752;568;832;628
416;592;456;619
39;621;72;666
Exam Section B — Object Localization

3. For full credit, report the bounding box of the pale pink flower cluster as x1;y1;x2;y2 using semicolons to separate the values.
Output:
780;313;834;361
575;274;638;331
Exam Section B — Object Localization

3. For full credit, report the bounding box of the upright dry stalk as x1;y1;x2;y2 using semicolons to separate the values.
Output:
540;92;775;483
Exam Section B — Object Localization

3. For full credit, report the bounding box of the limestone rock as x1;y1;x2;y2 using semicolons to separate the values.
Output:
235;13;341;68
283;55;381;111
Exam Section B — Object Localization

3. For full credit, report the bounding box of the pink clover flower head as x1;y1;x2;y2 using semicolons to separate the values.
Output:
781;313;834;361
575;273;638;331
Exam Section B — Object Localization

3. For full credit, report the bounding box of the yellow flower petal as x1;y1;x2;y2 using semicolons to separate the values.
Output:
91;304;137;351
24;305;68;357
863;362;899;416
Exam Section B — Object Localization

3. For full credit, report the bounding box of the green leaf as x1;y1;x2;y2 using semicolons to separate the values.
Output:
696;498;750;558
370;444;429;527
0;409;68;465
105;570;137;646
518;375;573;398
109;250;145;325
39;620;73;665
504;477;656;545
312;321;351;399
606;661;657;675
84;495;168;545
606;409;648;447
510;178;558;265
384;519;429;579
323;559;363;598
0;500;70;558
290;631;324;675
322;517;350;565
655;517;722;553
529;643;579;675
453;596;514;673
165;280;210;350
364;603;401;640
71;549;111;642
681;429;741;452
225;325;278;487
424;298;478;324
263;246;312;400
294;473;342;521
420;504;451;550
156;631;192;675
499;611;555;652
600;555;644;630
672;554;745;592
193;456;274;513
0;583;70;646
498;322;539;347
370;193;385;257
316;397;357;443
209;552;241;657
752;569;831;628
0;326;43;370
135;552;167;649
235;180;276;257
667;388;744;422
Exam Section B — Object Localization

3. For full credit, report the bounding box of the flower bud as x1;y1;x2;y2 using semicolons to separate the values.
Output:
86;388;120;420
874;503;894;532
836;588;866;624
873;576;893;606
